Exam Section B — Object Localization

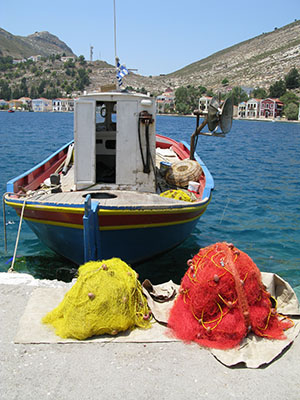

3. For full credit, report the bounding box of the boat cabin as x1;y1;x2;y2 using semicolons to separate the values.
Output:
74;92;156;192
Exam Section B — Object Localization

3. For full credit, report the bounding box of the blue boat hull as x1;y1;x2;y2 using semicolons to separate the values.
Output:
26;216;200;265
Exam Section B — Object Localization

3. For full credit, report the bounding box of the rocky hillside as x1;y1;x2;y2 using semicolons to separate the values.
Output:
154;20;300;92
0;28;75;58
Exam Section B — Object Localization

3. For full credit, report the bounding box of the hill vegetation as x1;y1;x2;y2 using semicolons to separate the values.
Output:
0;55;113;100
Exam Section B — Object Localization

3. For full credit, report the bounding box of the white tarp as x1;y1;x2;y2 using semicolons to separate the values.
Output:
14;272;300;368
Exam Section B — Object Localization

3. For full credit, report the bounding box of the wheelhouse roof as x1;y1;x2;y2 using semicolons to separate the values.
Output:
78;92;152;102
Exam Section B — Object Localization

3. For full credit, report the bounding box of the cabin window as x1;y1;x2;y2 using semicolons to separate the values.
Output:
105;140;116;150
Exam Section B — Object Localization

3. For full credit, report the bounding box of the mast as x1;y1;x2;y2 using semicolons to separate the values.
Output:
113;0;119;90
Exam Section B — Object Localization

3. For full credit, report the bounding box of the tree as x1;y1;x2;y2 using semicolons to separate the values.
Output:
284;67;300;89
0;79;12;100
284;103;299;120
38;80;47;96
231;86;248;105
280;91;299;119
205;89;216;97
64;59;75;69
175;85;207;114
65;84;73;94
222;78;229;86
198;85;207;94
269;80;286;98
78;55;86;66
164;103;170;113
0;56;13;72
12;87;21;99
65;68;75;77
44;87;62;99
30;85;39;99
20;77;28;97
75;68;90;91
251;87;267;99
175;86;189;114
280;91;299;106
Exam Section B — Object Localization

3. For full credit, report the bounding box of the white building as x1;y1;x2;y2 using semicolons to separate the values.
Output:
238;102;247;118
52;98;74;112
32;98;52;112
246;98;260;118
61;56;76;63
28;55;42;62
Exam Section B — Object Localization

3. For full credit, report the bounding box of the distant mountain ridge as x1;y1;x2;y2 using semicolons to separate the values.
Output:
1;21;300;94
0;28;75;58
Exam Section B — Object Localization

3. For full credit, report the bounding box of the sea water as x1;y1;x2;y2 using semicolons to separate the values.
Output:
0;112;299;293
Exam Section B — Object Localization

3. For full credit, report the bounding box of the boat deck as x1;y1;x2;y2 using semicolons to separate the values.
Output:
28;188;193;208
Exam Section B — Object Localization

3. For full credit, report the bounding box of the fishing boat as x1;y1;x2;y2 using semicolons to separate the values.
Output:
3;0;233;268
4;91;233;266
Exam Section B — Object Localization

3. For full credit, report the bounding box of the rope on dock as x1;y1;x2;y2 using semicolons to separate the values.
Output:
8;198;27;273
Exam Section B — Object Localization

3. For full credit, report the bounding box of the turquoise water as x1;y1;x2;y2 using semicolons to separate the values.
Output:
0;112;299;292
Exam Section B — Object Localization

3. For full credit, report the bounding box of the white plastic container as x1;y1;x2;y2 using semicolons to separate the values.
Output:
188;181;201;193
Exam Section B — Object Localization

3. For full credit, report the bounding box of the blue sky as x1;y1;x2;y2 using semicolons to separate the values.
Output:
1;1;299;76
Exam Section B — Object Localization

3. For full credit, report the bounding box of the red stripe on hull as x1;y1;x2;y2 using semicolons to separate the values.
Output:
14;204;207;228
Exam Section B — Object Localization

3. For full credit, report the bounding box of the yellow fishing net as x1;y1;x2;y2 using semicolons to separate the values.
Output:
42;258;151;340
160;189;193;202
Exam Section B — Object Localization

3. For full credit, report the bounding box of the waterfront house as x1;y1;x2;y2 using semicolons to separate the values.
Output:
18;97;32;110
156;96;165;113
8;99;23;111
260;98;283;118
237;101;247;118
32;98;52;112
156;89;175;113
0;99;8;108
52;98;74;112
246;98;260;118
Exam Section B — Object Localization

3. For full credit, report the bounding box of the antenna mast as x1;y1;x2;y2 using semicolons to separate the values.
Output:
113;0;119;90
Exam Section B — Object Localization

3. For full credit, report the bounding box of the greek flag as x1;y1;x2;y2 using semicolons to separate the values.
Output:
116;61;129;86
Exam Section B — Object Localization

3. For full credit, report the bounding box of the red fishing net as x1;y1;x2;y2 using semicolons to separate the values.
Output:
168;242;293;349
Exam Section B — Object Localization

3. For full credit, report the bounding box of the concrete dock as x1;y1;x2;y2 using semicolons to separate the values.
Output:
1;273;300;400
